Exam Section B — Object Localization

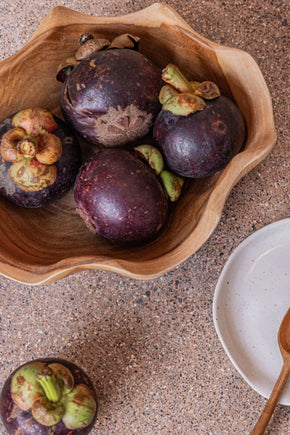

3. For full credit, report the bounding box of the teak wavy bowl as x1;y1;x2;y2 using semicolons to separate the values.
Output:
0;3;276;285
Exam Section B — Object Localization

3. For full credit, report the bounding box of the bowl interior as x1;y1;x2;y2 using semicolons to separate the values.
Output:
0;6;276;283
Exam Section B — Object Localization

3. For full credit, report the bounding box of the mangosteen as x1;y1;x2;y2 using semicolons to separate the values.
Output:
74;147;174;244
153;64;246;178
59;34;162;148
0;107;82;207
0;358;98;434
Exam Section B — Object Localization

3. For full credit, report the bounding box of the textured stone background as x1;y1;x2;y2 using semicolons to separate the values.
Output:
0;1;289;434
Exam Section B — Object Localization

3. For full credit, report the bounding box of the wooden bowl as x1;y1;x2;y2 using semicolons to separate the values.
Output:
0;3;276;285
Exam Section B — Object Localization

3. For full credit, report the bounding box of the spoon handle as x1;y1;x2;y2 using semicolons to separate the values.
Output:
251;362;290;435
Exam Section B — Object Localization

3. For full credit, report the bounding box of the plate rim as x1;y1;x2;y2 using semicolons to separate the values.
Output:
213;217;290;405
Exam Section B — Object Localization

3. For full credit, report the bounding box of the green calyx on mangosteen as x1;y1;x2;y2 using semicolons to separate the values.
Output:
161;64;221;108
0;358;97;434
58;33;161;148
159;170;184;202
134;144;184;202
0;108;82;208
153;64;246;178
134;144;164;175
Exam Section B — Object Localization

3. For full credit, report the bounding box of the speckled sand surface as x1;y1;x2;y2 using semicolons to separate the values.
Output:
0;1;289;434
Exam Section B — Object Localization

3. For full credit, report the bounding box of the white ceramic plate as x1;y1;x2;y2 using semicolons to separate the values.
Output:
213;218;290;405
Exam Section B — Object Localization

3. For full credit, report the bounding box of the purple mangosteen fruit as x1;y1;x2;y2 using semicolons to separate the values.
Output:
0;108;82;208
74;147;177;244
0;357;98;434
153;64;246;178
59;34;162;148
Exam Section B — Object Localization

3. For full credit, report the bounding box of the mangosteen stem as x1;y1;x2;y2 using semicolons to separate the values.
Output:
17;136;38;158
36;368;61;403
162;64;193;93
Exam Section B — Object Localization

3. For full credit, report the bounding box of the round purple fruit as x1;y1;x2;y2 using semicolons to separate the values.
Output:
60;34;161;148
153;64;246;178
74;148;169;244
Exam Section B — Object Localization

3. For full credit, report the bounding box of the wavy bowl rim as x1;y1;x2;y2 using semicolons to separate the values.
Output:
0;3;277;285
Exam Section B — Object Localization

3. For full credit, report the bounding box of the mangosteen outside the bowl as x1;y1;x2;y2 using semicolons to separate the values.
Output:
0;358;98;435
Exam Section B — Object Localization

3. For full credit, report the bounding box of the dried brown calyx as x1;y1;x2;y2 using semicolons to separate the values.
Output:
75;38;110;61
160;64;221;116
0;108;62;191
56;33;141;82
108;34;140;50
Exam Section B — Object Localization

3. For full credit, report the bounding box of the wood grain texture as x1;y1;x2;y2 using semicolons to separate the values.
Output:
0;3;277;284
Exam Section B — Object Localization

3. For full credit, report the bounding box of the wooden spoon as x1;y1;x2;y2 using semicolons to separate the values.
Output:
251;307;290;435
